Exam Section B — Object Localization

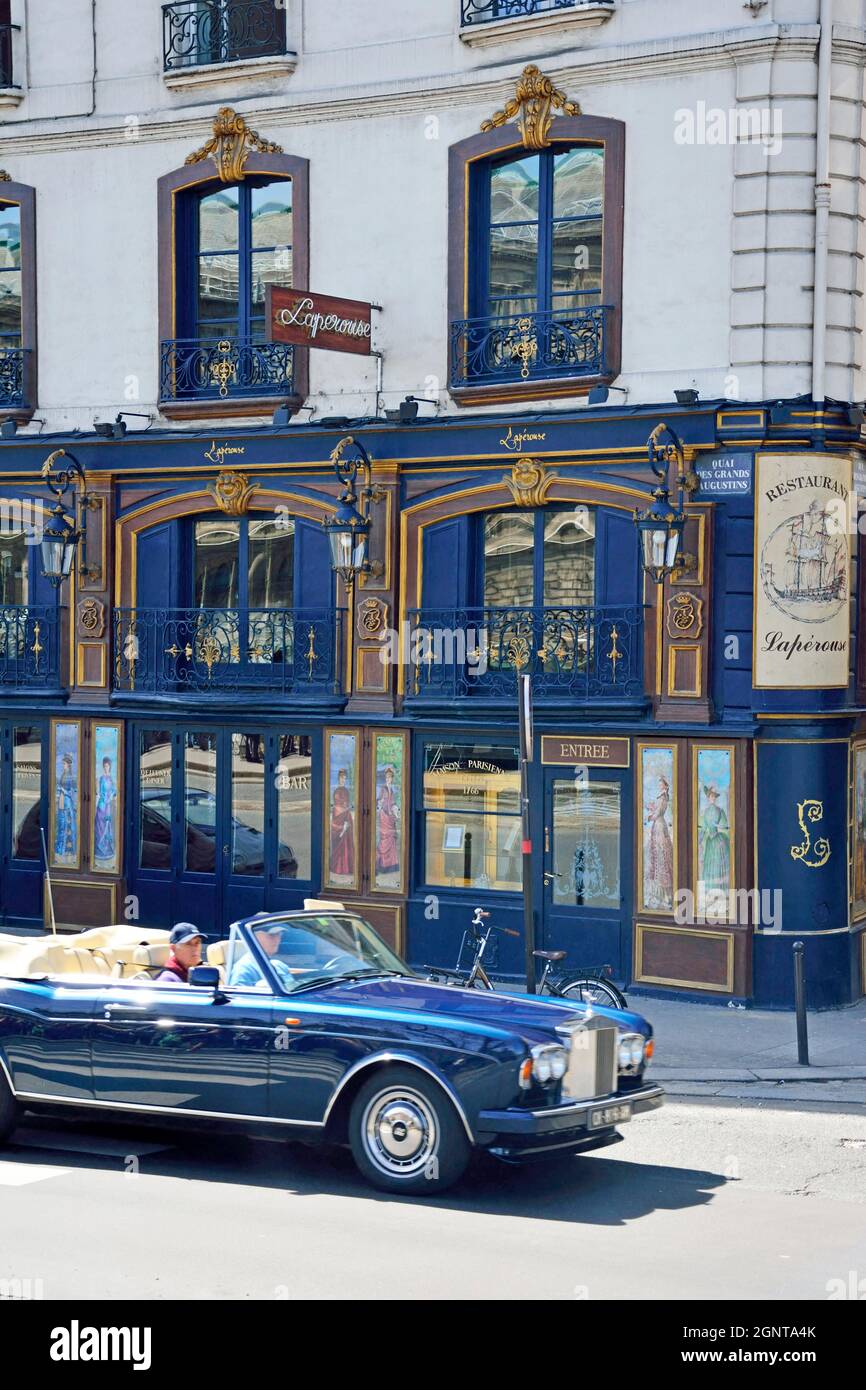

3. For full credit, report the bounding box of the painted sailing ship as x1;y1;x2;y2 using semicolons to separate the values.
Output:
764;501;846;607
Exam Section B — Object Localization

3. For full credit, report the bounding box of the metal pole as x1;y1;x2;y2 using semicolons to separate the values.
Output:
40;827;57;937
793;940;809;1066
518;674;536;992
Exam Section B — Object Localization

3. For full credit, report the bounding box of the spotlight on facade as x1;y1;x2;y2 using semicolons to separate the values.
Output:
674;389;699;407
634;423;700;585
848;405;864;429
588;385;628;406
322;436;385;587
0;418;18;438
272;404;293;427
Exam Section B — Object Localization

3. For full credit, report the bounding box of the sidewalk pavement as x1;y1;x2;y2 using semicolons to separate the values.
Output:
637;995;866;1099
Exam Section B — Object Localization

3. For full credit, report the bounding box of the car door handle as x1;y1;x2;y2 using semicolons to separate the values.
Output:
104;1002;149;1013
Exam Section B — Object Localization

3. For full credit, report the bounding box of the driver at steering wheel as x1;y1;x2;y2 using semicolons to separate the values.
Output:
229;922;295;991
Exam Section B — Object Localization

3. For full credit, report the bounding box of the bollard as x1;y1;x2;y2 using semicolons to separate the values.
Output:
793;940;809;1066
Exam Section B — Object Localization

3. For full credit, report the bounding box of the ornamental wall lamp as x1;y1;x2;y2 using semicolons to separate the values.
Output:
322;436;386;587
39;449;102;588
633;423;700;585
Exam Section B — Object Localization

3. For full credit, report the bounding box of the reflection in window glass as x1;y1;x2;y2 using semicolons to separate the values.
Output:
552;779;620;910
139;730;172;871
12;725;40;860
483;512;533;608
0;532;28;606
247;517;293;610
423;743;520;891
194;518;240;609
231;732;265;876
543;508;595;607
276;733;312;879
184;731;217;874
0;203;21;346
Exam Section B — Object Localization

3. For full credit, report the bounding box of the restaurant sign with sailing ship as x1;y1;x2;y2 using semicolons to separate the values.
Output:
754;453;853;689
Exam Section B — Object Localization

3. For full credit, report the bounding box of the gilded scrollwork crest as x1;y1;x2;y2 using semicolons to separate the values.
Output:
666;592;704;640
186;107;283;184
481;65;581;152
77;598;105;640
208;469;259;515
504;458;554;509
357;597;388;640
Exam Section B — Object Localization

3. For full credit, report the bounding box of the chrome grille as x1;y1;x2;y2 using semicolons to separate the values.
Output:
559;1022;618;1101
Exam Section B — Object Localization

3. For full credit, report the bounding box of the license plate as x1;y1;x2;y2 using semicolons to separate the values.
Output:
589;1101;631;1129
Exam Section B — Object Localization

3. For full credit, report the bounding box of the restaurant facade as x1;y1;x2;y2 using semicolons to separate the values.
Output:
0;2;865;1008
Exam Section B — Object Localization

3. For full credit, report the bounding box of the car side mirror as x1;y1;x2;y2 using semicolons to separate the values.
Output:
189;965;227;1002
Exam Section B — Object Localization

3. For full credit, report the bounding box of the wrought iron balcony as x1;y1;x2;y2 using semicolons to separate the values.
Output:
163;1;286;71
405;605;644;706
0;348;31;409
160;338;294;404
461;0;591;25
450;306;609;388
113;607;345;699
0;606;61;692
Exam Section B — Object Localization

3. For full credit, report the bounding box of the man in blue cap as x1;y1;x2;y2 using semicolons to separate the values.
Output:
155;923;203;984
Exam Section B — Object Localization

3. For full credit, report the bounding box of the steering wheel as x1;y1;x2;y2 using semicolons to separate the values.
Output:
321;951;360;973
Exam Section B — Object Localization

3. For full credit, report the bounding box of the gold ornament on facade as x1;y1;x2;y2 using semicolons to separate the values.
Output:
208;469;259;515
504;457;554;509
358;597;387;638
209;341;237;397
607;625;622;681
31;622;43;672
78;597;106;639
306;625;318;681
481;65;581;152
666;592;703;640
185;106;283;183
790;799;831;869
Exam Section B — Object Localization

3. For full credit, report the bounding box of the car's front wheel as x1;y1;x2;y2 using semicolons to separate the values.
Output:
0;1064;20;1145
348;1065;471;1195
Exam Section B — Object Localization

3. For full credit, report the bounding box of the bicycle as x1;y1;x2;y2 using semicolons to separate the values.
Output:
424;907;629;1010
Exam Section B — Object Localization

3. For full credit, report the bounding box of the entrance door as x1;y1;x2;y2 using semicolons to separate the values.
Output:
541;766;631;983
0;721;46;927
131;726;314;935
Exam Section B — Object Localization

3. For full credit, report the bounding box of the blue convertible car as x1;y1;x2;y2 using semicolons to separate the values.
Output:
0;910;663;1194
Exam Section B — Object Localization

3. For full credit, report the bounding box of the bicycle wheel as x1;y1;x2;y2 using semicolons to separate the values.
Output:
559;977;628;1010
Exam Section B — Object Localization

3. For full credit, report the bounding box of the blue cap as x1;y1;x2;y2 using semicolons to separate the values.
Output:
170;922;203;947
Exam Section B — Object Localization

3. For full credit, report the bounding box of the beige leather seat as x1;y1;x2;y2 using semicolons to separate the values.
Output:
304;898;346;911
206;941;230;985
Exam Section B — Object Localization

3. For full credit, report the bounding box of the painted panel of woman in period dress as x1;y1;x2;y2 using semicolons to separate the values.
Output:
51;722;80;869
640;746;675;912
92;725;120;874
326;732;358;889
695;747;733;921
373;734;404;892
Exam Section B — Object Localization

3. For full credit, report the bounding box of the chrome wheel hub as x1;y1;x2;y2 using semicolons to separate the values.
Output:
363;1087;438;1178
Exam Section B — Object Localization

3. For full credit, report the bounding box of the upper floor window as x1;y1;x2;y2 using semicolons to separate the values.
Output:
193;515;294;613
0;0;13;88
158;137;309;418
447;108;623;405
163;1;287;73
0;179;36;415
460;1;615;40
482;146;602;326
194;179;292;346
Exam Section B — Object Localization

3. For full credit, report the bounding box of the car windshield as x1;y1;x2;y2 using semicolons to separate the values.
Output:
227;914;412;994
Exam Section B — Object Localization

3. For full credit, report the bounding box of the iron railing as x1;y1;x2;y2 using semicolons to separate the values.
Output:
0;606;61;691
461;0;590;24
163;1;286;71
405;605;643;703
159;338;294;402
450;306;609;387
0;24;17;87
113;606;344;697
0;348;31;409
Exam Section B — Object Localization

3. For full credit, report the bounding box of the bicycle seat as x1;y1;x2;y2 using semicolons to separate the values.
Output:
533;949;566;962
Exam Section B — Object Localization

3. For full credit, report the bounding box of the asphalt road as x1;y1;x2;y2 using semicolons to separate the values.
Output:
1;1095;864;1301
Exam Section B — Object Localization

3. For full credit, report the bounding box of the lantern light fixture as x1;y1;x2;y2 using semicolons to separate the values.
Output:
634;423;700;585
39;449;101;588
322;436;385;587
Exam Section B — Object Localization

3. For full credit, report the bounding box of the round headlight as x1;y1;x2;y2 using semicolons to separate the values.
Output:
534;1052;552;1084
618;1033;645;1071
549;1048;568;1081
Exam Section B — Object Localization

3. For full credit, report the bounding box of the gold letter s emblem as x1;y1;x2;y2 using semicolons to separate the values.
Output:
790;799;831;869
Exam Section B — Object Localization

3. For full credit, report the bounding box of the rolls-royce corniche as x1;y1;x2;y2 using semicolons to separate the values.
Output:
0;911;663;1193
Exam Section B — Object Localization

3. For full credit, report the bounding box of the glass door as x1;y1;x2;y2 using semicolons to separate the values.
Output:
0;721;46;926
130;725;315;934
541;765;631;982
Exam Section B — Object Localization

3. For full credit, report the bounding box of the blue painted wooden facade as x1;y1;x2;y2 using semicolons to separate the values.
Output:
0;395;862;1009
